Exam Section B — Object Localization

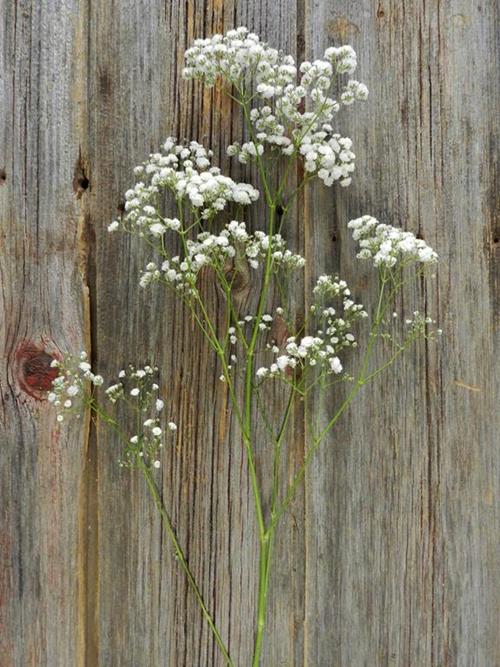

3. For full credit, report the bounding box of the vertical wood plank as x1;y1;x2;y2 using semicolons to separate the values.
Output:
304;1;499;665
87;2;303;664
0;2;89;665
2;1;498;665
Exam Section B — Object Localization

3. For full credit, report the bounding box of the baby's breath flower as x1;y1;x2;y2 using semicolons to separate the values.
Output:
110;138;259;247
48;357;177;472
348;216;438;269
183;28;367;189
48;352;105;423
141;220;305;294
257;274;364;382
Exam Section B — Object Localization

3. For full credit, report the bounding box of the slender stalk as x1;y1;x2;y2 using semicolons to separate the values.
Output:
250;384;295;666
270;387;295;516
140;462;234;667
237;95;281;659
242;204;277;541
252;530;274;667
272;275;390;529
87;398;234;665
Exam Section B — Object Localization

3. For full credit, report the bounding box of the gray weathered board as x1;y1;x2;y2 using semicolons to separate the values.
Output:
0;1;498;665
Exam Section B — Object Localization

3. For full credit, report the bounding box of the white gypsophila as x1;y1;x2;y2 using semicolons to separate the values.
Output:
139;220;305;294
104;364;174;470
340;79;369;105
404;311;442;340
108;138;259;238
347;216;438;269
256;274;366;382
300;129;355;187
49;352;103;422
49;356;176;471
183;27;367;187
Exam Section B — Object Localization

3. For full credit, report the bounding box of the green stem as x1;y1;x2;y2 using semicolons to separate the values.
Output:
140;462;234;666
250;383;296;667
252;530;274;667
270;387;295;517
243;204;276;540
86;397;233;665
272;276;390;529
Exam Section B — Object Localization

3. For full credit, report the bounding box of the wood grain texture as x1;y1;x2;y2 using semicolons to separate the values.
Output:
0;1;90;666
1;1;498;666
87;2;304;665
304;1;500;666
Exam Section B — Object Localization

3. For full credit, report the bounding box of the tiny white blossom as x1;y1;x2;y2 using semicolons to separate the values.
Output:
329;357;343;374
348;216;438;269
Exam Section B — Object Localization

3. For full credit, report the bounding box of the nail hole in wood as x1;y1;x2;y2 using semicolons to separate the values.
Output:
73;154;90;199
78;176;89;190
0;168;6;184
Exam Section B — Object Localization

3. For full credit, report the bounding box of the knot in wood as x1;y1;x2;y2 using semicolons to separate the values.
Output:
16;342;59;399
222;257;251;296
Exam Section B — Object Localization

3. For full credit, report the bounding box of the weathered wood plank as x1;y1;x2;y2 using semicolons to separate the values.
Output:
305;1;499;666
2;1;498;665
86;2;303;665
0;2;89;665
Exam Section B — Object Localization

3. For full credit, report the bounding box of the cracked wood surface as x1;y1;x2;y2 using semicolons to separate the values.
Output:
0;1;498;666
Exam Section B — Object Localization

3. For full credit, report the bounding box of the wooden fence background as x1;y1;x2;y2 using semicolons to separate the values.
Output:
0;1;498;665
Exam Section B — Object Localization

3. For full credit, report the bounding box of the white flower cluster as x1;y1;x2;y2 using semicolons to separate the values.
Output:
183;27;368;188
48;352;103;422
300;130;355;187
139;220;305;292
348;216;438;269
105;364;176;470
108;138;259;236
256;275;366;381
48;355;176;471
404;311;443;339
340;79;369;105
183;27;295;88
